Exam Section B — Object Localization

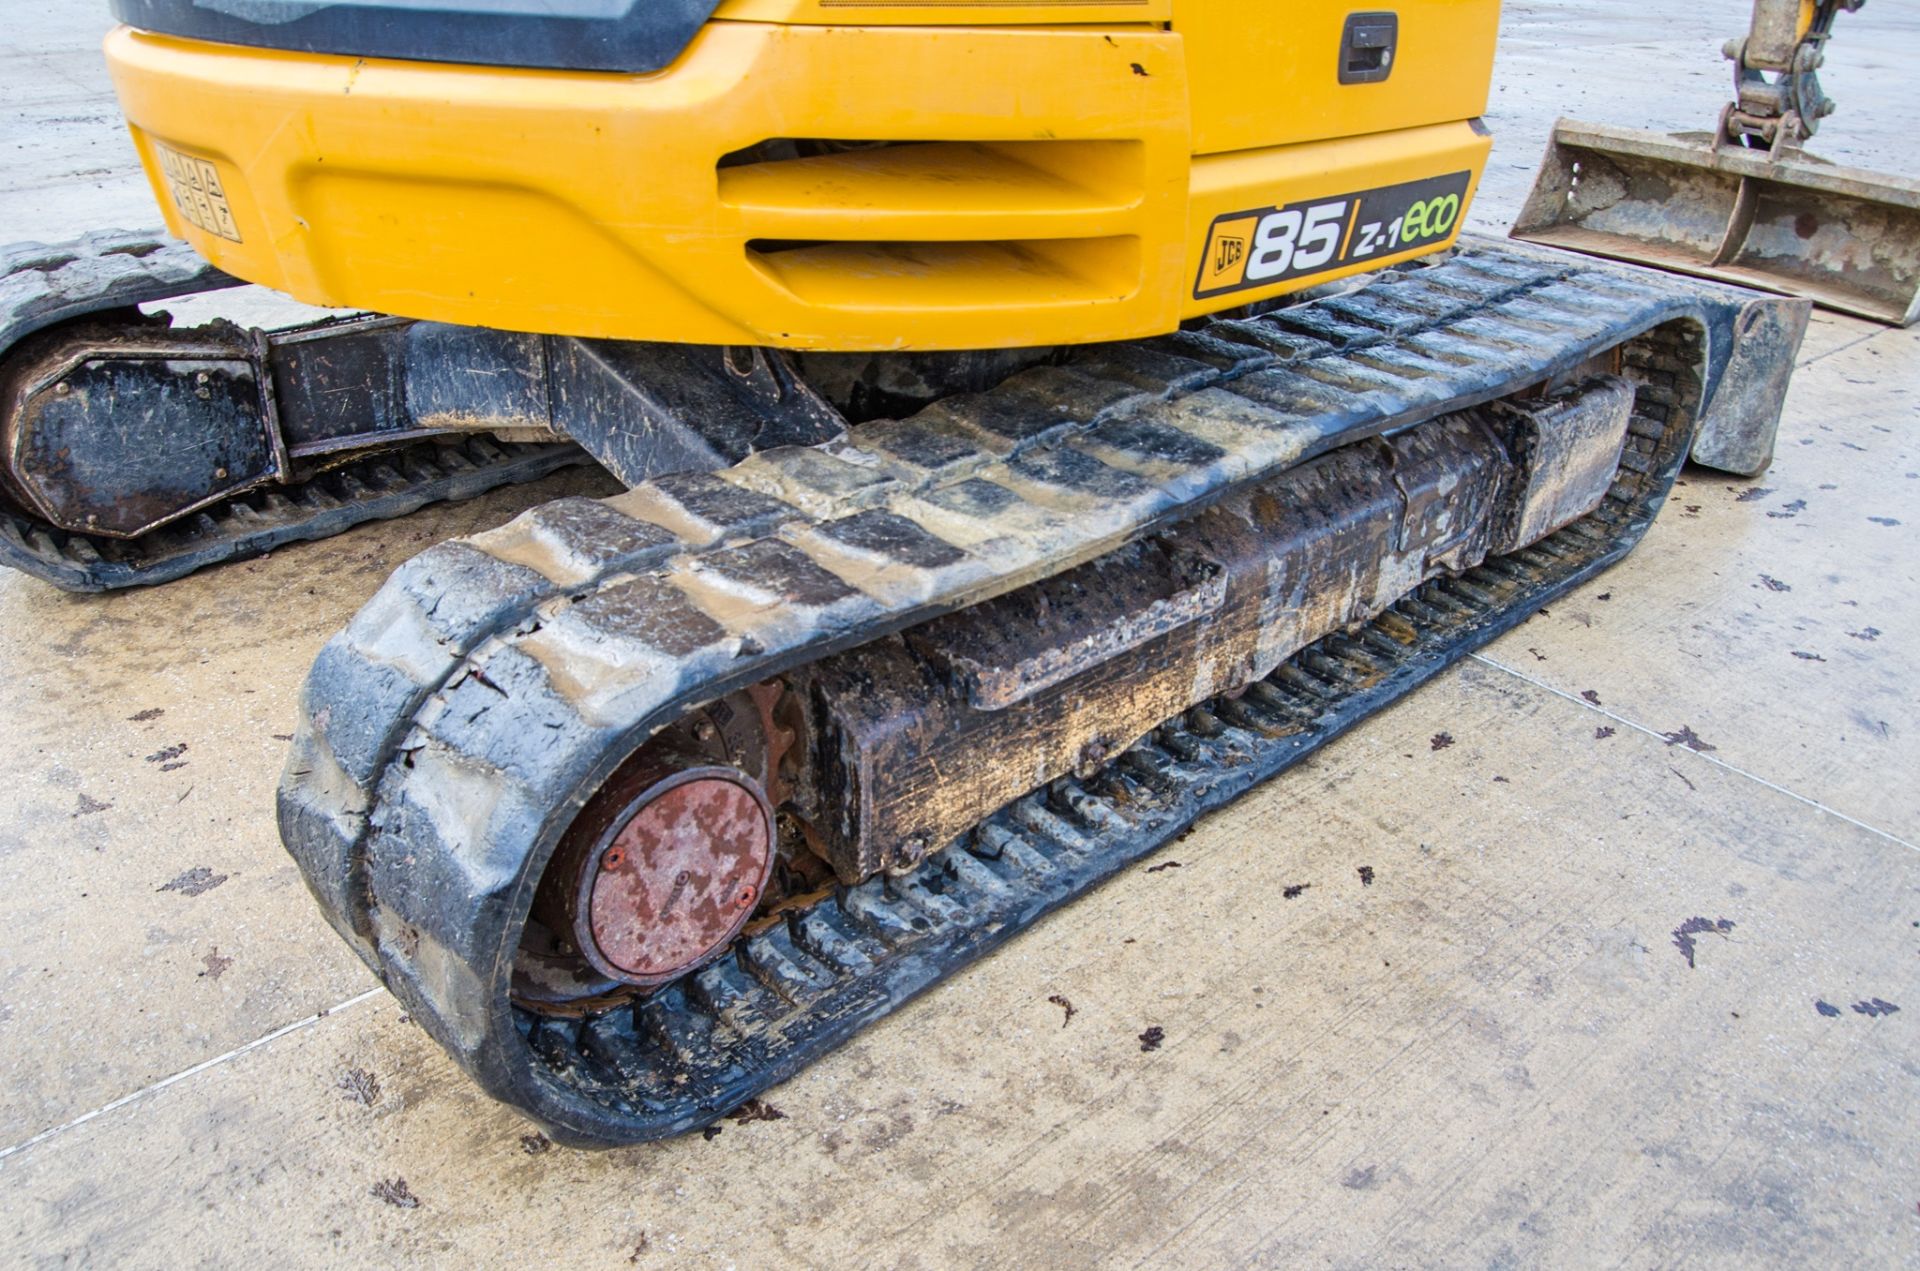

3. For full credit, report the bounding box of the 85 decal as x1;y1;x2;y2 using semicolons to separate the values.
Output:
1194;170;1472;299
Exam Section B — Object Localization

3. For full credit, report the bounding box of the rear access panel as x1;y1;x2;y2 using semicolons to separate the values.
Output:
1177;0;1501;156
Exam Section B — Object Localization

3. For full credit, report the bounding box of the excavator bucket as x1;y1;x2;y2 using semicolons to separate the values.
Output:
1512;119;1920;327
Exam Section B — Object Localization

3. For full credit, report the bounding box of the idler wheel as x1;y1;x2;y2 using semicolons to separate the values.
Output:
511;687;794;1012
529;740;775;995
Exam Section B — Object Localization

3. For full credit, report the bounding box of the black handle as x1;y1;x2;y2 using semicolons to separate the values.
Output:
1339;11;1398;85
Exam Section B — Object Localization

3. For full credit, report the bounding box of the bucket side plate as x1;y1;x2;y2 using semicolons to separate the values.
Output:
1512;120;1920;327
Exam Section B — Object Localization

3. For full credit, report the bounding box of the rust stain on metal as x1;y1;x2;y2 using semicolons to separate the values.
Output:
585;774;772;983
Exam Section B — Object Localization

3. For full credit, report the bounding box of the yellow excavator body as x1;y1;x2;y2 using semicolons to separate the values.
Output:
103;3;1499;348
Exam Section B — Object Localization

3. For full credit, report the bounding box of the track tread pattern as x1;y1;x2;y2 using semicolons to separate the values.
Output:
0;230;594;591
279;238;1732;1145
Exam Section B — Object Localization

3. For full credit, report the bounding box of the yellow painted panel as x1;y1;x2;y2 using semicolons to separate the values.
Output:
287;171;723;337
713;0;1169;22
751;237;1142;311
717;140;1145;240
1179;120;1491;317
106;17;1492;349
1176;0;1502;156
107;24;1189;349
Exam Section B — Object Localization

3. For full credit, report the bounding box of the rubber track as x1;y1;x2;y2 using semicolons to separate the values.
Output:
1;230;234;351
0;436;590;591
0;230;592;591
279;238;1745;1145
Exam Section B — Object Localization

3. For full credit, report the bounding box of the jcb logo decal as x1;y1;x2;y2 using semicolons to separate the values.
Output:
1214;233;1245;275
1198;215;1259;292
1195;171;1471;300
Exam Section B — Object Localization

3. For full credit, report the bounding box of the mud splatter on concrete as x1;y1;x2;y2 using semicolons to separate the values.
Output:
1145;860;1182;873
1668;766;1696;792
370;1178;419;1208
1430;732;1455;752
1815;1000;1841;1018
1047;994;1076;1027
158;866;227;897
1671;917;1735;969
1595;726;1616;739
1791;651;1826;662
520;1133;551;1155
1848;628;1881;641
336;1067;380;1106
1734;487;1773;503
1766;499;1807;519
858;1108;915;1151
1138;1026;1165;1052
1283;883;1311;899
701;1125;723;1141
1757;575;1792;593
1850;998;1899;1018
127;708;164;722
145;742;188;764
1661;725;1716;753
1341;1165;1380;1190
198;947;232;980
1580;689;1602;705
72;793;111;817
728;1099;786;1124
1867;516;1900;527
1358;866;1375;886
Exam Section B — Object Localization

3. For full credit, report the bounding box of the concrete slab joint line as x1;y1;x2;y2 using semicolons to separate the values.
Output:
1471;653;1919;853
0;990;384;1168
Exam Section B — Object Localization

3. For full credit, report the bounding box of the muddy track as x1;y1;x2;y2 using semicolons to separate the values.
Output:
279;239;1770;1144
0;230;594;590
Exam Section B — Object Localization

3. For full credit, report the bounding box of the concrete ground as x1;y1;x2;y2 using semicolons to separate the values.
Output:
1;1;1915;1265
